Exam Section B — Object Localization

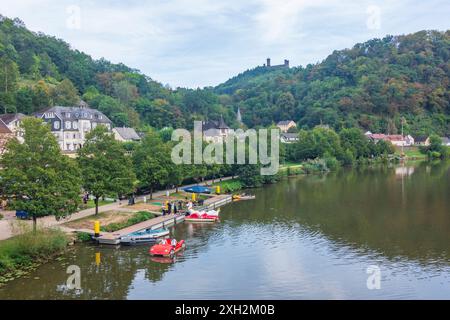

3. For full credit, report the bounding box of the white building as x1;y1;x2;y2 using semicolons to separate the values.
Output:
0;113;26;143
203;116;234;143
34;104;112;152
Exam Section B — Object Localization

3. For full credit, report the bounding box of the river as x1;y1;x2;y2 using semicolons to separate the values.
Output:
1;161;449;299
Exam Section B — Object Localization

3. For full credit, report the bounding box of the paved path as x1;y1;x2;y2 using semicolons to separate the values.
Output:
0;176;233;241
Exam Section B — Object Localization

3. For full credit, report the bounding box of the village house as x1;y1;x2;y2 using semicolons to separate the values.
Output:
280;133;299;144
415;136;430;146
277;120;297;133
365;132;415;146
0;113;26;143
34;104;112;152
0;119;14;155
113;127;141;142
203;116;233;143
442;137;450;146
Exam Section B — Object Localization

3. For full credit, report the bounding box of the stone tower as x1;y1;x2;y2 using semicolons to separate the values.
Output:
236;107;242;124
266;58;271;67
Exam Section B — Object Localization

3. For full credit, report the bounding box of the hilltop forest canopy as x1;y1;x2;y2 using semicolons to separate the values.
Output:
0;15;449;136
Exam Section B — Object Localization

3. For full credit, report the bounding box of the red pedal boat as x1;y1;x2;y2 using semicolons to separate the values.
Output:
185;212;219;223
149;239;186;258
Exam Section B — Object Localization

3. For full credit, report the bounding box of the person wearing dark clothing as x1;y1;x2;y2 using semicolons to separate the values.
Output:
168;202;172;214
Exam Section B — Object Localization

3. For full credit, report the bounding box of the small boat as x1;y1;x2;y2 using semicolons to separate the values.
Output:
233;194;255;201
120;228;169;245
188;209;220;217
182;186;211;194
149;239;186;258
185;212;219;223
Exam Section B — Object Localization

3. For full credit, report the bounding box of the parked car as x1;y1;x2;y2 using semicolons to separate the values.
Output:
16;210;30;220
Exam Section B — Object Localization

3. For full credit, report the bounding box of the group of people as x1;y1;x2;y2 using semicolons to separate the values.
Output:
162;200;184;216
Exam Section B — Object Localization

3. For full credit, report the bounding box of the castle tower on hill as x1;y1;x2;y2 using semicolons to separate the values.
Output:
264;58;289;68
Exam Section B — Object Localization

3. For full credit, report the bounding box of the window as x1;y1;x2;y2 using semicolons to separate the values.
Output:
73;121;78;130
54;121;60;130
92;122;97;128
73;134;76;139
65;121;72;129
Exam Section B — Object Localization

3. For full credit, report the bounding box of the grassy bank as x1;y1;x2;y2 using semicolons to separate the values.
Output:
100;211;155;232
213;179;244;193
0;227;70;285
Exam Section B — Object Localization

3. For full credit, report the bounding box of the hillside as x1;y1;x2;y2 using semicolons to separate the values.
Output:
0;15;449;136
216;30;450;136
0;15;237;130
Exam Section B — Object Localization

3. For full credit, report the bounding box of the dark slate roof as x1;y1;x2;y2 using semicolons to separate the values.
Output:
114;127;141;141
203;116;230;131
0;119;12;134
415;136;429;143
34;106;112;124
442;137;450;144
0;113;26;124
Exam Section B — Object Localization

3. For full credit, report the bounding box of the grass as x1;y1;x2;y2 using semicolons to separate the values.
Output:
80;199;114;210
0;213;3;220
395;147;426;159
0;225;70;283
100;211;155;232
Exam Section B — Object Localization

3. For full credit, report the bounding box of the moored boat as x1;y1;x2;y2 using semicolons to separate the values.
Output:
149;239;186;258
185;212;219;223
120;228;169;245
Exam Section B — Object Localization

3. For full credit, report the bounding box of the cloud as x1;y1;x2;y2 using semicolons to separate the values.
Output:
1;0;449;87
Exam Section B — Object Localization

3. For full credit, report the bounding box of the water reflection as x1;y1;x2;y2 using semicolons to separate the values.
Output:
0;161;449;299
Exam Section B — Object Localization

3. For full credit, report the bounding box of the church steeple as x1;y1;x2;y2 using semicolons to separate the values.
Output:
236;107;242;124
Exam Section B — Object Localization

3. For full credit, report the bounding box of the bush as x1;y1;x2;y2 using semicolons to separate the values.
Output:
0;214;3;220
214;180;244;193
101;211;154;232
76;232;92;242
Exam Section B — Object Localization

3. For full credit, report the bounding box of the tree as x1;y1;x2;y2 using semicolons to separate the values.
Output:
78;126;136;214
133;130;170;199
0;118;81;231
52;79;80;106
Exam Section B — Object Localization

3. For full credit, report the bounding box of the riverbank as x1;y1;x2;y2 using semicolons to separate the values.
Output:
0;227;72;286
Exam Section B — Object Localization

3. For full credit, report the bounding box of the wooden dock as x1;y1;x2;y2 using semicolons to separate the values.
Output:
97;214;185;245
201;194;233;210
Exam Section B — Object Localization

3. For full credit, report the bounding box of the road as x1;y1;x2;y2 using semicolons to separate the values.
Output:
0;176;233;241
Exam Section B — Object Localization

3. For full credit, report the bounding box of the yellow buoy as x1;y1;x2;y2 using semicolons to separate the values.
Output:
94;221;100;238
216;186;221;195
192;193;196;201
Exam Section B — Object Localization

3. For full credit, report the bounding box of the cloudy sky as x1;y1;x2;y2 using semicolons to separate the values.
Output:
2;0;449;88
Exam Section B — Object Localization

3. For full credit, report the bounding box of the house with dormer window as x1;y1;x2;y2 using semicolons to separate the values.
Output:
33;102;112;152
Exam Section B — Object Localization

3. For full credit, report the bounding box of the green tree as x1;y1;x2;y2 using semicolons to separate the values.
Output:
0;118;81;231
133;130;170;199
52;79;80;106
78;126;136;214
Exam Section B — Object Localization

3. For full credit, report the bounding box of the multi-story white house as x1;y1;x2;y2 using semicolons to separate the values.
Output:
0;113;26;143
34;104;112;152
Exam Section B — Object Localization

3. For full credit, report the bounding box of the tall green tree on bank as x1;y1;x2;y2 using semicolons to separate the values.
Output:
0;118;81;231
77;126;136;214
132;131;171;199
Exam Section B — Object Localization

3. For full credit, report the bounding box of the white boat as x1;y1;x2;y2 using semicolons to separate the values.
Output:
120;228;169;245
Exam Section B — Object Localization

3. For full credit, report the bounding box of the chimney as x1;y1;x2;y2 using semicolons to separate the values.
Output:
266;58;271;67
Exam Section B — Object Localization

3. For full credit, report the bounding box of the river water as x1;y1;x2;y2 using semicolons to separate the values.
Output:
1;161;449;299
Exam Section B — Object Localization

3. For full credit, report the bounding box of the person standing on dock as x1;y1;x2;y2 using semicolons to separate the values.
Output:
168;202;172;215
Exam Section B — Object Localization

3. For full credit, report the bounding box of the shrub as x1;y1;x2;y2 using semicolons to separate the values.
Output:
0;227;69;276
76;232;92;242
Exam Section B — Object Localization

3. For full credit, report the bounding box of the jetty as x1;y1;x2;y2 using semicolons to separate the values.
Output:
97;214;185;245
95;193;234;245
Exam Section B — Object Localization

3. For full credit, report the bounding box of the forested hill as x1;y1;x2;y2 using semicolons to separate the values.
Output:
0;15;237;129
216;30;450;136
0;14;449;136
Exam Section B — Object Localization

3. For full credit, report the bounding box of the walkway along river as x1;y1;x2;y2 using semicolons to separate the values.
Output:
0;161;449;299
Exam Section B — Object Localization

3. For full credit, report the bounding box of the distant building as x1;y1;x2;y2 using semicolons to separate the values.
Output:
414;136;430;146
34;104;112;152
0;119;14;155
365;132;414;146
236;108;243;125
280;133;299;144
277;120;297;133
442;137;450;146
265;58;290;69
0;113;26;143
203;116;233;143
113;127;141;142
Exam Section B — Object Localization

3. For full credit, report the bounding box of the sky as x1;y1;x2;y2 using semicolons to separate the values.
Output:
1;0;450;88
